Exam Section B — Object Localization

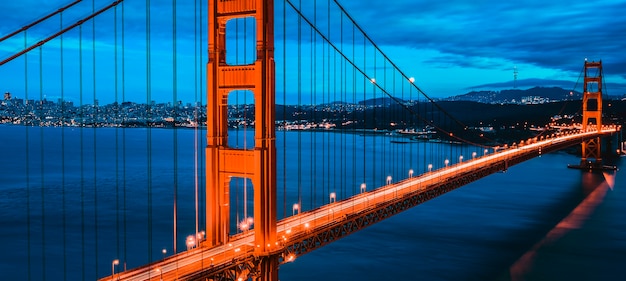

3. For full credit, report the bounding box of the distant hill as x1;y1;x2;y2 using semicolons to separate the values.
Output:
359;97;406;106
446;86;582;104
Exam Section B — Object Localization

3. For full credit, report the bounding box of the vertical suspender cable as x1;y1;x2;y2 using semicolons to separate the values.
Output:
340;7;345;199
322;0;325;205
310;0;316;209
297;0;302;212
334;25;339;198
193;0;201;271
425;96;428;172
409;83;413;170
172;0;179;256
320;3;325;204
372;45;376;187
193;0;199;249
394;70;398;180
362;34;366;188
79;24;86;280
113;4;120;266
282;0;287;218
390;66;394;180
121;0;128;268
332;8;338;199
398;70;403;178
91;1;99;276
374;58;382;183
24;30;31;281
352;20;356;195
318;4;323;203
60;11;67;280
326;1;331;198
39;45;46;281
199;0;205;235
146;0;154;265
396;71;400;180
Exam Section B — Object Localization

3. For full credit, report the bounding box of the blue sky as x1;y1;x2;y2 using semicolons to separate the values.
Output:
0;0;625;105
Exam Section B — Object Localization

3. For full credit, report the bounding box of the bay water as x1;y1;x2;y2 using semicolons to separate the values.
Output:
0;126;624;280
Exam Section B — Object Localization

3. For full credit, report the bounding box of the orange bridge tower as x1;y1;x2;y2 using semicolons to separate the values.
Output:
580;60;603;167
206;1;277;277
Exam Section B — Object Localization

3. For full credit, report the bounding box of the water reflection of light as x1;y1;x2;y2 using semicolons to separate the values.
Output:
603;171;616;190
509;171;613;280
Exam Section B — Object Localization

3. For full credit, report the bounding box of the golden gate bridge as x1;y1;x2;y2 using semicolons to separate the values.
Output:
0;0;620;280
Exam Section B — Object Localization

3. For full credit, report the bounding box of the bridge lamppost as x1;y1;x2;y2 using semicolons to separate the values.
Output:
459;155;463;163
428;164;432;172
484;148;488;156
162;248;167;260
444;159;449;167
292;203;299;216
472;152;477;159
111;259;119;281
330;192;336;203
408;169;414;178
386;175;392;185
360;183;366;193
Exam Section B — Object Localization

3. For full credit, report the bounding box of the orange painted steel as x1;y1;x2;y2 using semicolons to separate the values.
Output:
580;61;603;164
206;0;277;260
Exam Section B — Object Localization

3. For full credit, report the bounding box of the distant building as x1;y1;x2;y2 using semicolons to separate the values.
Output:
4;92;11;100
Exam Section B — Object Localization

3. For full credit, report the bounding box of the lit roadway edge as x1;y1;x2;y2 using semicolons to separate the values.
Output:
102;127;619;281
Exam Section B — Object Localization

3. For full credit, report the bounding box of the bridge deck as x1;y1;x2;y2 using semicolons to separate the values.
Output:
101;128;618;281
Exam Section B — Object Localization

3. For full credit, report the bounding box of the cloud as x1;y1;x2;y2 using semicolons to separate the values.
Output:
337;0;626;80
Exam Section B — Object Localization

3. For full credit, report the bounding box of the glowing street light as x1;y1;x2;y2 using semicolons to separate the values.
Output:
472;152;477;159
196;230;205;243
444;159;449;167
408;169;414;178
111;259;119;281
186;235;196;250
428;164;432;172
370;78;376;84
360;183;366;193
386;175;392;185
484;148;488;155
329;192;336;203
292;203;299;216
459;155;463;163
409;77;415;83
162;248;167;259
239;220;250;231
155;268;163;281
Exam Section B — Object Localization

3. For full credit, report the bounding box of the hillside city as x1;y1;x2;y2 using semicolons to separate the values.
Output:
2;87;625;144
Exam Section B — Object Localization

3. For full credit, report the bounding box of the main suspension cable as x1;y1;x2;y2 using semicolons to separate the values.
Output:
0;0;83;43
